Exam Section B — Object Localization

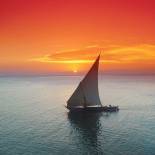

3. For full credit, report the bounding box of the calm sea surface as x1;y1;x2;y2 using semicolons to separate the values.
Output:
0;75;155;155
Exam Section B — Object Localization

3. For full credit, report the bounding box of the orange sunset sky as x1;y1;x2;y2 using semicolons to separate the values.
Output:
0;0;155;75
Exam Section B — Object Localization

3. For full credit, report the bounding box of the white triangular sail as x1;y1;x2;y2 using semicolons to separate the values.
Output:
67;55;102;108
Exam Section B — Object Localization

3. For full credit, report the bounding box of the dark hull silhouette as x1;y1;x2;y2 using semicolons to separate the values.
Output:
67;106;119;112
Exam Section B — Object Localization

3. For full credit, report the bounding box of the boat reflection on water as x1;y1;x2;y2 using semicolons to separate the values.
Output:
67;111;106;154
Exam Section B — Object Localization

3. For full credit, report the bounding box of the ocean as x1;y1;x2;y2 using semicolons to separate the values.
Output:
0;75;155;155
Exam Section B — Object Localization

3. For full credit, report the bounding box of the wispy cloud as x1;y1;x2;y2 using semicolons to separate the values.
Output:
29;44;155;64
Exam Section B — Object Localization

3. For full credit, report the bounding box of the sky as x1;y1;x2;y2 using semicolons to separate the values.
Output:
0;0;155;75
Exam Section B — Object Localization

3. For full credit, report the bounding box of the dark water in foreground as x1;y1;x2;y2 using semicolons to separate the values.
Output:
0;75;155;155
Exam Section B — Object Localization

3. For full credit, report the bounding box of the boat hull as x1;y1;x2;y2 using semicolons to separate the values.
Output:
67;106;119;112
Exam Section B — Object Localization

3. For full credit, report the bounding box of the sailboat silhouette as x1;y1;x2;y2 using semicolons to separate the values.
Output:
66;54;119;112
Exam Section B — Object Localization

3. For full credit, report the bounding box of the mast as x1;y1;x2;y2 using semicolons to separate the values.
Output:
80;82;87;108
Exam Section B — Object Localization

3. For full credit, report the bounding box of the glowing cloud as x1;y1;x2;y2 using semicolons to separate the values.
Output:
29;44;155;64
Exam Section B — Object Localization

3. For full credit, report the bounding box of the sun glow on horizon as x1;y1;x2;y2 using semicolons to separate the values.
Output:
73;69;78;73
